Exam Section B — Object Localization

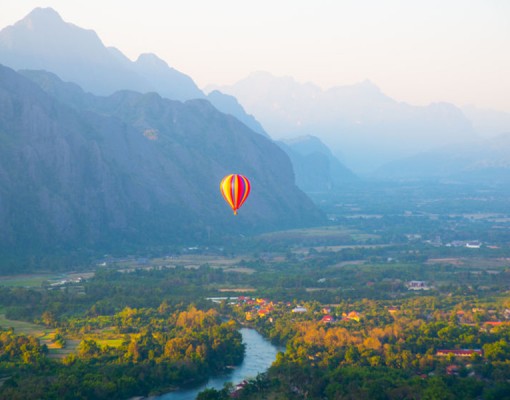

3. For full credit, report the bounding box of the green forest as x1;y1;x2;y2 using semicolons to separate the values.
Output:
1;242;510;399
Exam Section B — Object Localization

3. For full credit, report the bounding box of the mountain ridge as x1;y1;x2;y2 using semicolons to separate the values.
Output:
277;135;357;193
0;64;323;263
0;7;274;144
374;132;510;182
209;72;479;173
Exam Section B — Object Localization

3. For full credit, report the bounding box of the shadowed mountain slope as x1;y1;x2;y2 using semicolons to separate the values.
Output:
277;135;357;193
0;65;322;261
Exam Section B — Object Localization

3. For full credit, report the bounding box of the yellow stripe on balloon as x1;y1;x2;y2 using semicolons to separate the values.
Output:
220;175;235;210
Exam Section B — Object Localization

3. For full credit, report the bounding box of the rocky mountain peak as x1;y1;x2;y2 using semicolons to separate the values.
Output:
135;53;170;69
17;7;63;28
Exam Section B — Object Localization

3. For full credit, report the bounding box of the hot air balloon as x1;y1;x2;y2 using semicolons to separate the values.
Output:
220;174;251;215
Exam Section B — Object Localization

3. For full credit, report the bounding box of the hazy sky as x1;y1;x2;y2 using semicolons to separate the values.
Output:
1;0;509;112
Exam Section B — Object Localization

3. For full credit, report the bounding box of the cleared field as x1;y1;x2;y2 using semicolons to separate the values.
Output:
92;338;123;348
0;314;47;336
426;258;465;266
329;260;366;268
218;287;256;293
116;255;246;273
0;274;52;288
223;267;255;274
0;271;94;288
257;226;381;248
165;255;243;266
259;226;354;239
300;244;389;253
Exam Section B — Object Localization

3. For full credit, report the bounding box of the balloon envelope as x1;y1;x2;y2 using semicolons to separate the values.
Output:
220;174;251;215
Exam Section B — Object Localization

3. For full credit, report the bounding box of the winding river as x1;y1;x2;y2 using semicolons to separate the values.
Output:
154;328;282;400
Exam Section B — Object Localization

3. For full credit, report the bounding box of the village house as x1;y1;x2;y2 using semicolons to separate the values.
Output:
321;315;335;324
482;321;507;332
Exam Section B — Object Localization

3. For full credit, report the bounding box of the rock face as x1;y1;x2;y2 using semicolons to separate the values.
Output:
0;65;322;259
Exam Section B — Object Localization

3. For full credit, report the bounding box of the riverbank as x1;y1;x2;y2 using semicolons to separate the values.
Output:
154;328;282;400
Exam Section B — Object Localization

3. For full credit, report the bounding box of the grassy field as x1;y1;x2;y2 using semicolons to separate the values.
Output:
259;226;354;239
256;226;380;246
92;338;123;348
0;274;53;288
0;313;47;336
0;271;94;288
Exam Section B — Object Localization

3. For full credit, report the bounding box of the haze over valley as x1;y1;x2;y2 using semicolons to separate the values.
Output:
0;5;508;271
1;4;510;400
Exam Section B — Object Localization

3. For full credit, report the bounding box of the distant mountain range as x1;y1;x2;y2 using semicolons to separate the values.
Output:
0;7;202;100
375;132;510;182
462;105;510;139
0;64;322;261
210;72;510;181
0;5;507;266
0;7;268;139
0;7;356;197
208;72;487;174
277;136;357;192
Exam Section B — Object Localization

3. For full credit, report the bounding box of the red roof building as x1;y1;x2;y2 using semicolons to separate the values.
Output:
321;315;335;323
